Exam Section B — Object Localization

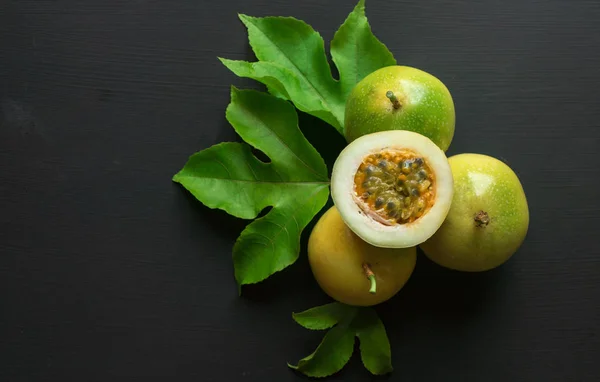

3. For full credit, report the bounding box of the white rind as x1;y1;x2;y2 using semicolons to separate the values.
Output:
331;130;454;248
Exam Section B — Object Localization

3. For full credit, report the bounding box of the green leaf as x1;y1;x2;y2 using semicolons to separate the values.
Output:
223;15;345;132
293;303;357;331
289;311;357;378
331;0;397;98
173;88;329;288
219;58;342;130
353;308;393;375
221;0;395;135
290;305;393;377
218;59;291;101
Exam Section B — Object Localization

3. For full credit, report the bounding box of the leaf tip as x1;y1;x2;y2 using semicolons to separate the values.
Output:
238;13;254;25
291;311;303;325
368;364;394;376
229;85;241;100
346;0;366;17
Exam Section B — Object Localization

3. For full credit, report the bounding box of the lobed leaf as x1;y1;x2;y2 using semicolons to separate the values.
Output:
290;305;393;377
331;0;397;98
221;0;396;135
219;58;342;130
173;88;329;288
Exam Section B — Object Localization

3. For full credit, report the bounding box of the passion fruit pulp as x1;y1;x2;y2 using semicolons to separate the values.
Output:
344;65;455;151
331;130;454;249
308;206;417;307
420;153;530;272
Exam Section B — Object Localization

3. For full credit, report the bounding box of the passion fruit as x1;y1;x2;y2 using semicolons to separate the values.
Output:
331;130;454;249
420;153;530;272
344;65;455;151
308;206;417;307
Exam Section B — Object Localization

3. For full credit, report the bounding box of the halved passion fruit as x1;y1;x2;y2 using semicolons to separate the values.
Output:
331;130;454;248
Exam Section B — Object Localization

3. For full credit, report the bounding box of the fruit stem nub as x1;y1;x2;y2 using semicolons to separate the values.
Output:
386;91;401;109
362;263;377;294
475;210;490;227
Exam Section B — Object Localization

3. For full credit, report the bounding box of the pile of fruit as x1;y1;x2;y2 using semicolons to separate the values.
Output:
317;64;529;308
173;0;530;378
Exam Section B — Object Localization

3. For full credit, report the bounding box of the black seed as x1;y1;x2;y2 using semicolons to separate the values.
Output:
411;188;420;196
386;201;396;210
378;160;388;168
415;158;424;166
417;170;427;179
375;197;384;208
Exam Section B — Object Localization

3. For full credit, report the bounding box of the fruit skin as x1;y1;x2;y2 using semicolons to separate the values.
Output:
331;130;454;249
344;65;455;151
420;154;530;272
308;206;417;307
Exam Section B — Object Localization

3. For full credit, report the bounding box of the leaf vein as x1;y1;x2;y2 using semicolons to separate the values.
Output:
214;158;233;178
237;105;326;180
248;19;341;126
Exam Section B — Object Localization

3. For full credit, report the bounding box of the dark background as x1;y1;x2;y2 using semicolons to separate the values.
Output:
1;0;599;381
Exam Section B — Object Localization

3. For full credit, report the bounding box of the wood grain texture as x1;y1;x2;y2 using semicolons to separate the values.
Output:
1;0;599;381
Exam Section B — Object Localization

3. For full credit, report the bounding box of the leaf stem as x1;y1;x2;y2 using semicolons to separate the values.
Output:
362;263;377;294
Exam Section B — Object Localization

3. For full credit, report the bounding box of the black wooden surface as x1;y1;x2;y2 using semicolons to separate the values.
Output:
1;0;599;381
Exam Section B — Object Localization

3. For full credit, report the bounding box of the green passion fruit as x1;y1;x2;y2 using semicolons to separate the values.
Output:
331;130;454;249
308;206;417;307
344;65;455;151
420;154;530;272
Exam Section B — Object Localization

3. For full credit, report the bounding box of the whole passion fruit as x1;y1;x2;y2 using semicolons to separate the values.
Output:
308;206;417;307
331;130;454;249
420;153;530;272
344;65;455;151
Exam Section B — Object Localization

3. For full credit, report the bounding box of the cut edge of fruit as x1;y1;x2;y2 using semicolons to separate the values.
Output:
331;130;454;248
